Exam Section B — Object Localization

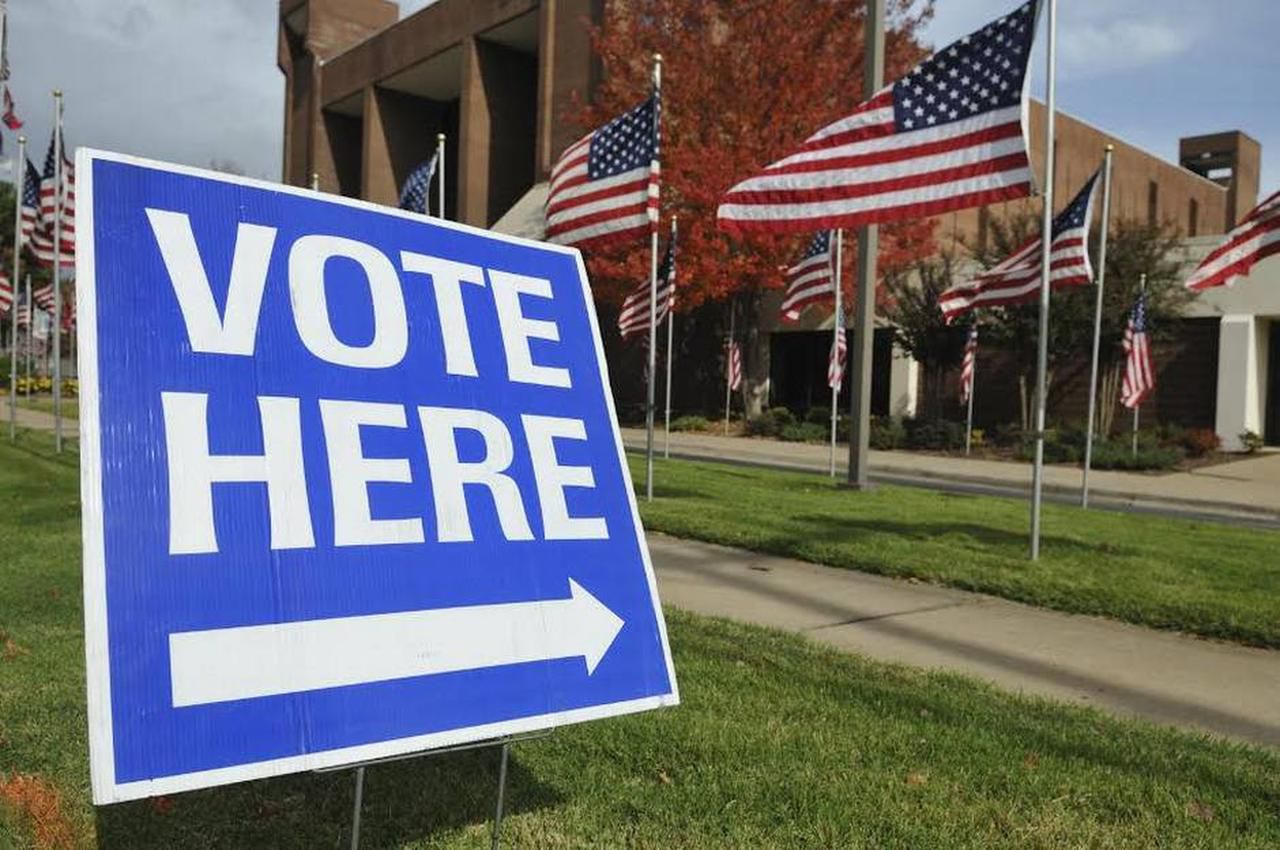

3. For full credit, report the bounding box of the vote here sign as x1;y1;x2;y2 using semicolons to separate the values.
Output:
76;150;678;804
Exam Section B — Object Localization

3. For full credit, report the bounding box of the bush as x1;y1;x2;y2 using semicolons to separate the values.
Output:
805;406;831;426
670;415;710;433
745;406;796;438
991;422;1022;448
779;422;828;443
869;415;906;450
1182;428;1221;458
903;417;966;451
1089;441;1182;471
1239;431;1265;454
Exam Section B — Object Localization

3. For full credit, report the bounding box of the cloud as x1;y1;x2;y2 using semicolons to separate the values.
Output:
1058;18;1194;78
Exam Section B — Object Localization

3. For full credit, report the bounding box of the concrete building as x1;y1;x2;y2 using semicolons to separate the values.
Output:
276;0;1276;447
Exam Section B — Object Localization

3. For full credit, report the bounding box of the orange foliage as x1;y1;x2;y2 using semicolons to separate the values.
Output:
0;773;79;849
567;0;940;314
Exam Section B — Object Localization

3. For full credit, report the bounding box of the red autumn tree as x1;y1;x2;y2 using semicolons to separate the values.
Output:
569;0;940;316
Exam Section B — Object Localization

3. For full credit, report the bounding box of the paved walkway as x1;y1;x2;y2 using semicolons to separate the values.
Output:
5;405;78;435
649;533;1280;748
624;428;1280;525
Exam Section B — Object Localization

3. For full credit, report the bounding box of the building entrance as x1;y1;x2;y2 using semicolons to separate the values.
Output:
1267;321;1280;445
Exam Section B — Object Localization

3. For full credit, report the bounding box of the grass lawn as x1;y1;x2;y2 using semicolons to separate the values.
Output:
2;431;1280;847
5;394;80;420
630;456;1280;648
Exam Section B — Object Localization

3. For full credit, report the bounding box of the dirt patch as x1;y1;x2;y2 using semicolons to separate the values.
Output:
0;773;80;849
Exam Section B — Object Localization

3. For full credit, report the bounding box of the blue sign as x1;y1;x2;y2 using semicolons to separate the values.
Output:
77;150;678;804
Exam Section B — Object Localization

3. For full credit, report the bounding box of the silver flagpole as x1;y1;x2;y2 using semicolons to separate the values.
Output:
9;137;24;441
1029;0;1057;561
52;89;64;453
663;215;677;459
1080;145;1114;507
1131;273;1146;458
829;229;843;477
644;53;662;502
723;303;735;436
310;172;319;191
24;275;31;398
436;133;446;219
847;0;884;490
964;325;976;456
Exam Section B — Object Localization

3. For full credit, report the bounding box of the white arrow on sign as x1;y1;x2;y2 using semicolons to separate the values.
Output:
168;579;625;708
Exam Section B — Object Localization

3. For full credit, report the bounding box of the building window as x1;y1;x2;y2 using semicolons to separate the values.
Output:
1147;181;1159;227
1188;199;1199;237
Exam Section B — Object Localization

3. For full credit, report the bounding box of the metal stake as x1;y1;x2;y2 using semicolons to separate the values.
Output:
436;133;446;219
349;766;366;850
490;741;510;850
1081;145;1114;508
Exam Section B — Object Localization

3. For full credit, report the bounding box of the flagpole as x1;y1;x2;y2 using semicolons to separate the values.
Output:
436;133;446;219
643;53;662;503
829;229;843;477
23;275;31;399
1080;144;1114;508
723;302;735;436
51;89;64;454
964;325;976;456
1131;272;1146;458
1029;0;1057;561
8;137;23;442
310;172;319;191
663;215;677;459
847;0;884;490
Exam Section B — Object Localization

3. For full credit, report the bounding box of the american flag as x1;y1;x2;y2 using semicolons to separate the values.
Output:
618;227;676;341
61;293;75;331
1185;190;1280;291
15;299;30;326
36;135;75;267
959;324;978;404
827;324;847;390
33;282;54;312
398;151;439;214
938;168;1101;323
1120;292;1155;409
19;157;38;244
0;273;11;314
546;94;659;250
718;0;1039;234
2;85;20;130
726;339;743;392
780;231;835;321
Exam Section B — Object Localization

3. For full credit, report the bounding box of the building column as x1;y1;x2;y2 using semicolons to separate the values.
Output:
361;86;397;206
1215;315;1267;450
888;344;919;418
458;37;491;228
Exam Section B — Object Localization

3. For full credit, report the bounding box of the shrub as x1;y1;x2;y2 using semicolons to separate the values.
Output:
991;422;1022;448
1182;428;1221;458
670;415;710;433
1090;441;1182;471
779;422;828;443
805;406;831;426
969;428;986;449
903;418;966;451
745;406;796;438
869;415;906;450
1239;431;1265;454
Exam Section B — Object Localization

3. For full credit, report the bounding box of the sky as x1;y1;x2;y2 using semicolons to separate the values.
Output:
4;0;1276;197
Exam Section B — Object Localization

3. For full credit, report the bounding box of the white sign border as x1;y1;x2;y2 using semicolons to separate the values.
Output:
76;148;680;805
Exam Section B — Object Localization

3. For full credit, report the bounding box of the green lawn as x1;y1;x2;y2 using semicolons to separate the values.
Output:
5;394;80;420
630;455;1280;648
3;431;1280;847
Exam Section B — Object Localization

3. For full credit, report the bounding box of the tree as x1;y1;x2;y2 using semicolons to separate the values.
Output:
882;248;966;420
570;0;938;414
967;211;1191;432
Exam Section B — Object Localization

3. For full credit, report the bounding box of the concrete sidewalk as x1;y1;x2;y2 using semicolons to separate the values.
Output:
649;533;1280;748
624;427;1280;525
